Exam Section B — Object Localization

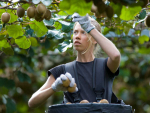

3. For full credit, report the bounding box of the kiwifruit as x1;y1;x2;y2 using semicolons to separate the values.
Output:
99;99;109;104
145;15;150;27
43;9;51;20
17;6;25;18
105;5;114;19
93;0;102;6
93;102;98;103
97;1;106;14
37;3;47;15
67;83;76;93
1;12;10;23
34;9;44;22
66;102;72;104
62;77;70;87
91;3;97;13
80;100;89;103
27;6;36;18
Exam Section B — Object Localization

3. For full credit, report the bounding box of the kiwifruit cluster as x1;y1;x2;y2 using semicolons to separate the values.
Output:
1;12;10;23
86;0;149;19
91;1;114;19
62;77;77;93
27;3;51;22
145;14;150;27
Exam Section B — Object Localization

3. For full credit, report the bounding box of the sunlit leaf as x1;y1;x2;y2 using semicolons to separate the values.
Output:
138;47;150;54
59;0;92;16
22;3;30;10
29;20;48;37
47;30;63;39
54;21;62;30
120;6;142;21
15;36;31;49
138;35;149;44
6;25;24;38
29;37;38;47
7;10;18;23
0;39;10;48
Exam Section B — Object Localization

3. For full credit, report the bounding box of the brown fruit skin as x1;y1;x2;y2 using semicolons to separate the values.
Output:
62;78;70;87
91;4;97;13
37;3;47;15
99;99;109;104
97;1;106;14
17;6;25;18
66;102;72;104
105;5;114;19
35;9;44;22
67;83;76;93
80;100;89;103
43;9;51;20
1;12;10;23
145;15;150;27
27;6;36;18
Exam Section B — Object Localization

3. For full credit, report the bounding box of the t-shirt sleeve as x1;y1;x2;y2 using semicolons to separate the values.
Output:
47;64;65;79
104;57;119;77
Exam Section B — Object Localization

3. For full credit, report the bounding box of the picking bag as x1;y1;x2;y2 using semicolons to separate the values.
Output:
48;103;133;113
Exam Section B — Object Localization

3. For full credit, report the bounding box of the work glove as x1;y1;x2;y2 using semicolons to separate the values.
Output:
51;72;78;92
72;13;95;33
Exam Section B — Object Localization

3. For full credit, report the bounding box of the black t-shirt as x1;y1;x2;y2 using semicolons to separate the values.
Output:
48;57;119;103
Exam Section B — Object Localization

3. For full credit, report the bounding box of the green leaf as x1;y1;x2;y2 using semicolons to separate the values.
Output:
0;39;10;48
0;77;15;89
2;47;14;56
30;20;48;37
110;2;122;16
21;3;30;10
29;37;38;47
138;35;149;44
15;36;31;49
59;20;73;32
54;21;62;30
6;98;16;113
59;0;93;16
120;6;142;21
17;71;31;84
7;10;18;23
6;25;24;38
139;10;146;19
47;30;63;39
138;47;150;54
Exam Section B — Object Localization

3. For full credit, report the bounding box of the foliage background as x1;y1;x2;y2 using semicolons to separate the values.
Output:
0;0;150;113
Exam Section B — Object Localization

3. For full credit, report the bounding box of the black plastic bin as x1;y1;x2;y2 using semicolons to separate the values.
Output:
48;103;133;113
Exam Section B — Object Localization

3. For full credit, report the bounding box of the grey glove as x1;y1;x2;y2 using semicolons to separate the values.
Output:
72;13;95;33
51;72;78;92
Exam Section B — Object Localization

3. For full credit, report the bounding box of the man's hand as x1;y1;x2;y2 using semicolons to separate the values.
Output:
51;72;78;93
72;13;95;33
